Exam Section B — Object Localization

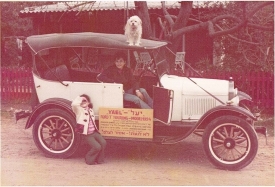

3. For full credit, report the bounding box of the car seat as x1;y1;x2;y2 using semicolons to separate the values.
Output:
44;65;70;81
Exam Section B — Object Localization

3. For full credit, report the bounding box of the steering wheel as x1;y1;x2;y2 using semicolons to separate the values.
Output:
137;60;160;86
139;60;157;77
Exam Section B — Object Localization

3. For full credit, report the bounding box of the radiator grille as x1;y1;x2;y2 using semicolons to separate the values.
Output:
183;97;216;117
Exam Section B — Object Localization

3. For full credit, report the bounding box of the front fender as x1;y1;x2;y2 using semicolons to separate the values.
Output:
25;98;74;129
238;91;252;102
196;105;256;130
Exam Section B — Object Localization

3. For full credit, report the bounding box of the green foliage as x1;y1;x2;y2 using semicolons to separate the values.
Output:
192;2;274;73
195;55;273;73
1;2;33;37
215;2;274;72
1;2;55;67
1;2;31;66
1;39;20;67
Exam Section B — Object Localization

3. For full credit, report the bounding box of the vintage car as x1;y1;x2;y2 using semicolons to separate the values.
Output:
20;32;265;170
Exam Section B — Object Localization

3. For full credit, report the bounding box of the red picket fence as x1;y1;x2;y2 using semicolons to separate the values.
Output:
204;71;274;110
1;67;33;102
1;67;274;110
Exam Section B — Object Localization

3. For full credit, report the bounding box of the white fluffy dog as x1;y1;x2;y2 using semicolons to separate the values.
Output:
124;15;142;46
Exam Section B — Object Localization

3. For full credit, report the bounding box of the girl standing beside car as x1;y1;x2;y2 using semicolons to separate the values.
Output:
71;94;106;165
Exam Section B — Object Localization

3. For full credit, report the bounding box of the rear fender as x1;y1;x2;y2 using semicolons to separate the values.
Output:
25;98;74;129
196;105;256;130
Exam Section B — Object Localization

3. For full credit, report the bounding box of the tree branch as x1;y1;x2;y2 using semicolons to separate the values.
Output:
168;21;208;40
158;17;167;38
210;15;246;38
242;50;258;65
215;23;260;45
247;23;273;31
203;2;273;38
246;2;274;18
161;1;174;29
208;21;215;36
66;1;95;10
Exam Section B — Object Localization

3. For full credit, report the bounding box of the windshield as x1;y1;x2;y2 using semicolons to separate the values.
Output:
152;46;172;78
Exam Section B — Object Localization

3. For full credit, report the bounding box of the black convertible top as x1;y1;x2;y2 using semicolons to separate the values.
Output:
26;32;168;54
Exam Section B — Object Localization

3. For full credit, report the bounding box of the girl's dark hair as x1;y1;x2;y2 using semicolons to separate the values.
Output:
114;51;127;61
80;94;93;108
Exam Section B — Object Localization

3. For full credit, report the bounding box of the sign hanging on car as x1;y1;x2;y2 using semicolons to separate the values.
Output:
99;108;153;139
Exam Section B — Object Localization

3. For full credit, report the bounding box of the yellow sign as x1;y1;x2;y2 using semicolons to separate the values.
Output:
99;108;153;139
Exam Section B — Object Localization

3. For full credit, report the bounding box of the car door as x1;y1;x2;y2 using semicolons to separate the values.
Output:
153;86;174;125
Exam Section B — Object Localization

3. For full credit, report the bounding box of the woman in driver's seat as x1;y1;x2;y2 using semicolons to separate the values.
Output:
97;51;153;109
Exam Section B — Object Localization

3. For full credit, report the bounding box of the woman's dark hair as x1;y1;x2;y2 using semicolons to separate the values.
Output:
114;51;127;61
80;94;93;108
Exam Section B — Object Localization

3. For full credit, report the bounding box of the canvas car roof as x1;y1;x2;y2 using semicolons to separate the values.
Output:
26;32;168;54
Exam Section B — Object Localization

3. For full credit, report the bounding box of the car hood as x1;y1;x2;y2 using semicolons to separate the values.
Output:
160;74;229;96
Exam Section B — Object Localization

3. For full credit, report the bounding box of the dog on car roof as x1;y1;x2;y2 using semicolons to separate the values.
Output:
124;15;142;46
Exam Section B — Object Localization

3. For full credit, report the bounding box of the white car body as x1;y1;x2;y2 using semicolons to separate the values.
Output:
34;72;238;122
33;74;124;118
160;74;234;121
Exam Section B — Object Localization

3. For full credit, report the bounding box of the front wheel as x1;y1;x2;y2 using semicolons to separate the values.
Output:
32;108;81;158
202;115;258;170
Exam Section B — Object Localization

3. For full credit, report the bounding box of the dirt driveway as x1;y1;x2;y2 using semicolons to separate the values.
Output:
1;103;274;186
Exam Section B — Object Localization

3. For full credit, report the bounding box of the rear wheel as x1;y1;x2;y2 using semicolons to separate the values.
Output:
202;115;258;170
32;108;81;158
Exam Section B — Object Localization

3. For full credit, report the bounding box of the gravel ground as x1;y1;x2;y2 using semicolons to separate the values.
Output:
1;103;274;186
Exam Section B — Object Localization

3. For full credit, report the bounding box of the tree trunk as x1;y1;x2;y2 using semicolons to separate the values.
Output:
173;2;193;31
134;1;152;39
169;1;193;53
